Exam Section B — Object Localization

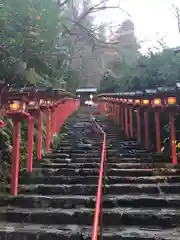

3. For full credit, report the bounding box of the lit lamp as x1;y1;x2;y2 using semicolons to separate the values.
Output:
90;94;93;100
9;100;26;112
47;100;52;106
128;99;133;104
28;100;38;110
10;101;20;111
39;99;45;106
55;100;59;106
152;98;162;107
142;99;150;105
167;97;176;105
134;99;140;105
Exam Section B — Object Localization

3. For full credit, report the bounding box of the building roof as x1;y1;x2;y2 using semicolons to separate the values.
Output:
76;88;97;93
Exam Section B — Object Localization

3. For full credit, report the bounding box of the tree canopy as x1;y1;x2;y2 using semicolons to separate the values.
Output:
0;0;84;90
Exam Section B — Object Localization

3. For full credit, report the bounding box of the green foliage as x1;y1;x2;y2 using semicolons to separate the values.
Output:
100;48;180;92
94;115;107;121
0;0;81;87
131;49;180;89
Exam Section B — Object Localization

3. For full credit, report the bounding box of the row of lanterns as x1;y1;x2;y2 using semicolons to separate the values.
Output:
0;86;78;196
8;99;62;112
98;91;179;165
100;96;177;108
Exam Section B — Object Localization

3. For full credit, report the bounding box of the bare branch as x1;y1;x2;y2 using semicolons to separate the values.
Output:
62;16;137;50
171;4;180;35
75;0;130;23
57;0;70;8
89;6;121;14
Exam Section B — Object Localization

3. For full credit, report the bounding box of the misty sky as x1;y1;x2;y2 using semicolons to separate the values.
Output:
94;0;180;53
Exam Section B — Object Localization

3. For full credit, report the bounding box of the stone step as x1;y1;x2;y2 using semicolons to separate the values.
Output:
44;156;170;163
71;153;102;157
118;153;165;159
0;207;179;227
111;157;170;163
106;168;180;176
56;149;101;153
17;183;180;195
22;168;100;176
19;175;180;185
39;162;180;169
2;111;179;240
21;168;180;177
56;150;118;155
59;147;101;151
0;222;179;239
40;163;101;169
0;194;180;209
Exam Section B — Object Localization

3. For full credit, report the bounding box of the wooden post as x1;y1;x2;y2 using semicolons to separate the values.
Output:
11;119;21;196
27;116;34;172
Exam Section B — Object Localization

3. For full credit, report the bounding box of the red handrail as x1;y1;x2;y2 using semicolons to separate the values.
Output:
92;119;107;240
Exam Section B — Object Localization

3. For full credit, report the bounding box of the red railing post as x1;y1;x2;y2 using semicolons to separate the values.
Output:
109;103;113;119
0;119;6;128
27;116;34;172
116;105;118;123
100;102;102;115
53;108;56;136
76;99;78;111
117;105;120;124
111;103;113;121
111;103;113;120
59;102;64;131
57;104;61;132
11;118;21;196
54;108;56;136
169;112;177;164
115;104;118;124
144;111;150;150
50;109;54;143
37;109;43;160
114;103;116;123
136;110;141;142
114;104;117;123
125;107;129;138
107;103;109;116
62;101;66;124
92;119;106;240
99;102;103;114
129;107;133;138
155;111;161;152
121;106;124;130
46;109;50;153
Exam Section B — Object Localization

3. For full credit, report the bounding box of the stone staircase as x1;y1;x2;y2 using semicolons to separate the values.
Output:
0;108;179;239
